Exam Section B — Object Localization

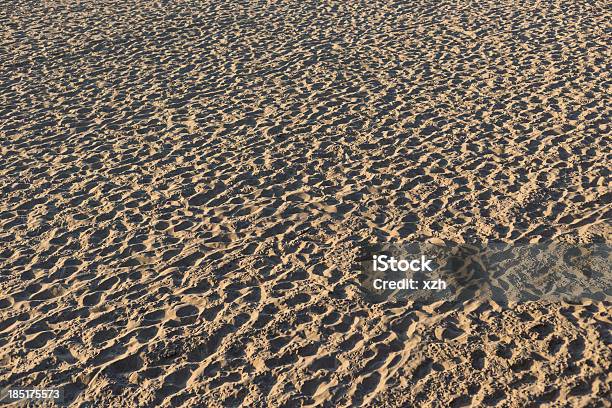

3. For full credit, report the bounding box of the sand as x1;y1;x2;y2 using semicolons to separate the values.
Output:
1;0;610;406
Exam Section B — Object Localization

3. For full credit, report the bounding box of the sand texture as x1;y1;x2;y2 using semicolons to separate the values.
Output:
1;0;611;406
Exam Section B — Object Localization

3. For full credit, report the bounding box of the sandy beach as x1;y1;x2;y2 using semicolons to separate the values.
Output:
1;0;610;406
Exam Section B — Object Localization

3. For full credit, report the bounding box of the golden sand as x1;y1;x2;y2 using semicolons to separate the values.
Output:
1;0;610;406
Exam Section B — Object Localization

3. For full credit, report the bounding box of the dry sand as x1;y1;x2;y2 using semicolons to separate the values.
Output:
1;0;611;406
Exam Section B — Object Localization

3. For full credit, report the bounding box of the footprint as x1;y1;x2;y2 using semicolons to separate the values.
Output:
567;338;585;360
450;395;472;407
24;331;54;349
175;304;199;318
471;349;486;370
547;336;564;355
309;355;338;371
356;372;381;398
510;358;533;373
92;328;118;345
96;275;120;291
80;291;102;307
529;322;554;340
413;358;433;381
483;389;506;406
301;377;325;396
